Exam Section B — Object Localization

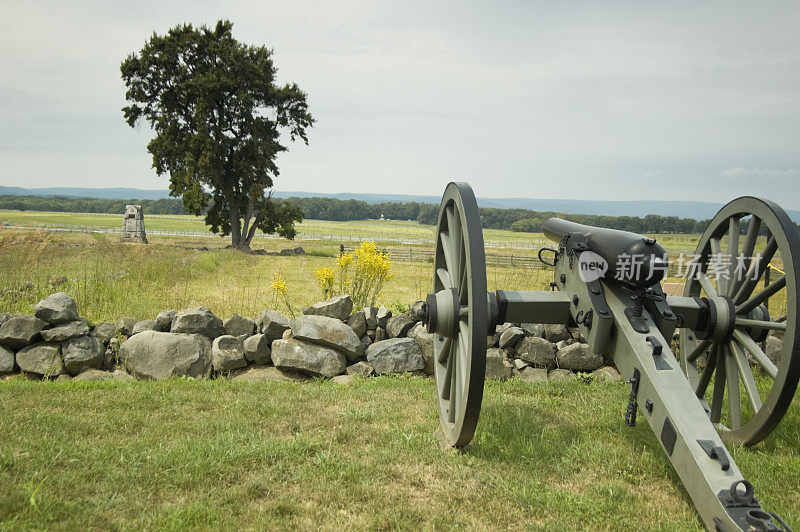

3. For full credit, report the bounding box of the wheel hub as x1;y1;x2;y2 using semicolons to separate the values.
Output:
422;289;460;338
697;296;736;343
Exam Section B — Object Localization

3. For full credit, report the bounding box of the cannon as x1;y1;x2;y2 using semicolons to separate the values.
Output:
419;182;798;531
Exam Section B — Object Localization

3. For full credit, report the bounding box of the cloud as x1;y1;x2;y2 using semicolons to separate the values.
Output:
641;170;662;178
722;167;800;180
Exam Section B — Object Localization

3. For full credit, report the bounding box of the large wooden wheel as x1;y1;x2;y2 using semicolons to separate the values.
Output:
423;182;488;448
679;196;800;446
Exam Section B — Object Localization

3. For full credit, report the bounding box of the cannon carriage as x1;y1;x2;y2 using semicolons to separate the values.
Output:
419;182;797;531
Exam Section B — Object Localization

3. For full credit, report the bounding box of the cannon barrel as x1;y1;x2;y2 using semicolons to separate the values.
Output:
542;217;668;288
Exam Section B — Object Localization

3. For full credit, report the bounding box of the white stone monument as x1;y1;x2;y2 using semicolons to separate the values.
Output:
120;205;148;243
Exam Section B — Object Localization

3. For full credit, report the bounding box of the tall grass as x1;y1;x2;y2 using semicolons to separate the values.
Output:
0;229;550;321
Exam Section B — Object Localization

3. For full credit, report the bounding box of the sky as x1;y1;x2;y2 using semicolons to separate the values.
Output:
1;1;799;208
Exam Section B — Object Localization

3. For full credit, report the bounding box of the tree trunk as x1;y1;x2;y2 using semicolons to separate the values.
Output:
229;200;249;251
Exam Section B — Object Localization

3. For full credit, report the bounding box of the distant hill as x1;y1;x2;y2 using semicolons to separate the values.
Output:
2;185;799;222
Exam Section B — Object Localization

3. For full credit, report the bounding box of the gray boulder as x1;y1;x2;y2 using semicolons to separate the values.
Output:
375;327;388;342
486;348;513;380
212;335;247;373
103;347;117;371
556;343;603;372
170;307;225;338
544;324;572;343
512;358;529;370
116;316;137;336
271;338;347;377
90;322;117;343
73;369;114;382
487;332;500;348
517;366;548;383
0;345;16;374
131;319;158;336
332;374;355;385
765;335;782;365
408;300;425;322
290;315;363;363
593;366;623;383
119;330;212;380
346;312;367;338
366;338;424;375
360;335;372;350
0;312;13;326
243;334;271;365
155;310;175;332
112;369;136;381
496;322;514;335
346;361;374;377
224;314;256;337
407;322;434;375
231;365;308;382
363;307;379;330
41;320;90;342
516;337;557;369
62;335;105;375
256;309;291;340
520;323;545;338
499;326;525;350
386;314;414;338
34;292;79;324
16;342;63;376
376;306;392;329
0;316;47;350
549;368;578;382
302;295;354;321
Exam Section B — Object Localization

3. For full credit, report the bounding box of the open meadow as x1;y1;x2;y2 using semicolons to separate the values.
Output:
0;218;798;530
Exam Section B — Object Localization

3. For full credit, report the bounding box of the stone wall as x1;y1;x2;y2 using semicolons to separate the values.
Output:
1;292;631;385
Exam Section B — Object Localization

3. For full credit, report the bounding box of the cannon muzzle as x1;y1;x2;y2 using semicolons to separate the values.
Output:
542;217;668;288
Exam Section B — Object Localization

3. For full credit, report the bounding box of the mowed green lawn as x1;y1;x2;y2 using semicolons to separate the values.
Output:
1;376;798;530
1;224;797;530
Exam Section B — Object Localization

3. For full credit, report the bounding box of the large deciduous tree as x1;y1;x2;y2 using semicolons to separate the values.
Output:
121;20;313;249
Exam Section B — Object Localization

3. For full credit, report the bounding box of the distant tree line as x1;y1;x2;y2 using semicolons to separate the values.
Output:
0;195;190;215
0;193;715;234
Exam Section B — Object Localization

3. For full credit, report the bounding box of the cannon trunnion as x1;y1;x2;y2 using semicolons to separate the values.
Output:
420;182;797;531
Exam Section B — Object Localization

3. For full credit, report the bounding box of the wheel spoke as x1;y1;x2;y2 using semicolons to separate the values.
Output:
437;337;452;364
686;338;711;364
446;205;463;280
732;329;778;379
725;346;742;429
734;317;787;332
698;272;718;299
449;336;466;424
696;346;718;398
730;340;763;412
459;259;468;304
709;237;725;294
733;236;777;304
710;348;727;423
725;218;740;296
728;216;761;297
736;275;786;315
436;268;452;290
440;232;455;275
441;340;454;400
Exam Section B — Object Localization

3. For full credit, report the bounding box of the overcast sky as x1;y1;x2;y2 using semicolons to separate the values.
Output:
1;1;799;208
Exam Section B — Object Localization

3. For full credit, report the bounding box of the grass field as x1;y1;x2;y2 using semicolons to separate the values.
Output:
1;219;797;530
1;376;798;530
0;209;703;252
0;229;551;322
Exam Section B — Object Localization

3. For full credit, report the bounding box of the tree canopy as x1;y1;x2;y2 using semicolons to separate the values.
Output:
121;20;313;249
